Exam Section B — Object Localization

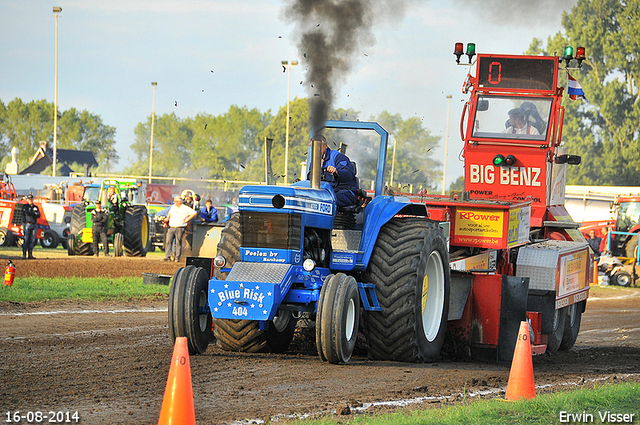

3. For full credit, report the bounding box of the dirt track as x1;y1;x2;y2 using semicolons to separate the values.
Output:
1;256;640;424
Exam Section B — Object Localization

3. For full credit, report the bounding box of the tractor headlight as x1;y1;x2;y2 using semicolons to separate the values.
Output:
303;258;316;272
213;255;226;268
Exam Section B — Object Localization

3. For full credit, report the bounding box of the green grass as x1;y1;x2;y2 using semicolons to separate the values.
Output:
0;276;170;302
292;382;640;425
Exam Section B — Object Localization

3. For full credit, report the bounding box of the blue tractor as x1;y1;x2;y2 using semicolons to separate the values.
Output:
169;120;450;364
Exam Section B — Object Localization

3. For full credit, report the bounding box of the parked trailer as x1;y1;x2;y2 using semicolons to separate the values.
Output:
169;46;590;363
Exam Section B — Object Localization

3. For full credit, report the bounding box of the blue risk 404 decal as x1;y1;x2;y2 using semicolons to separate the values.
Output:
208;264;332;320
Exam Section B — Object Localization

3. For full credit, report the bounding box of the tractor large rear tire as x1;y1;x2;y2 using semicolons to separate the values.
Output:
66;234;76;256
169;265;212;354
363;218;450;362
123;206;148;257
213;213;297;353
69;204;93;256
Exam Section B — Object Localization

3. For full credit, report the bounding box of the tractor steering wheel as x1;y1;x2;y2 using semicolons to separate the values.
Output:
321;167;339;182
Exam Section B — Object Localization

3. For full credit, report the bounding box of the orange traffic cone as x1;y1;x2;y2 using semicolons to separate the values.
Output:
505;321;536;400
158;337;196;425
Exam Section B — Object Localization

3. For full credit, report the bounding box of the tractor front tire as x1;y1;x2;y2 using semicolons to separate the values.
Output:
213;213;297;353
123;206;148;257
69;204;93;256
113;233;124;257
363;218;450;362
169;265;212;354
66;234;76;256
316;273;360;364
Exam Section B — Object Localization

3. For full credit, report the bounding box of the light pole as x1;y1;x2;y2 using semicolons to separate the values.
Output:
149;82;157;183
390;137;397;187
52;6;62;177
282;60;298;185
441;95;452;195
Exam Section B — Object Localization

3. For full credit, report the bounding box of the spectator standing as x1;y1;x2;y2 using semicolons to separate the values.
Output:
91;200;110;257
21;194;40;259
599;226;609;255
587;229;601;259
164;196;197;262
200;199;218;223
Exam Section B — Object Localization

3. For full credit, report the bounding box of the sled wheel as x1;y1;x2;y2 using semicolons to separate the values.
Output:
559;301;583;351
316;273;360;364
547;306;567;352
363;218;450;362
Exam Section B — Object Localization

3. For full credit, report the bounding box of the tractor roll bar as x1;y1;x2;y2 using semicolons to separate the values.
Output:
308;120;389;197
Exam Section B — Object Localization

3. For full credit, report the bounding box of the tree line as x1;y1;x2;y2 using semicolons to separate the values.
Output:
0;98;118;173
126;98;443;191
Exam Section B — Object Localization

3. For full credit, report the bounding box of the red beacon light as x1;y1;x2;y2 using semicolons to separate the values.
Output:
454;42;464;64
575;46;586;67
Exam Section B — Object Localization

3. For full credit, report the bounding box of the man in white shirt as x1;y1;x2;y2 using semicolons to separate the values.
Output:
163;196;197;262
503;108;540;136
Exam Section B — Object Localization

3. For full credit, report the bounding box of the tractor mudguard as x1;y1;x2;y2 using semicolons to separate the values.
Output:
357;196;428;270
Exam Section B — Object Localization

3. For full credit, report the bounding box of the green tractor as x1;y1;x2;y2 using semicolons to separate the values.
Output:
67;179;149;257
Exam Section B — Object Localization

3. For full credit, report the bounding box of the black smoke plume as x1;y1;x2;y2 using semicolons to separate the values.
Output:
284;0;408;137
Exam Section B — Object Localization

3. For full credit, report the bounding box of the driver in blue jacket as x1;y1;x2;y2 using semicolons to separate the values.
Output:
312;135;358;208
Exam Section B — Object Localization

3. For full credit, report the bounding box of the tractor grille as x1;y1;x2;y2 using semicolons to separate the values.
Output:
240;211;301;250
12;207;23;225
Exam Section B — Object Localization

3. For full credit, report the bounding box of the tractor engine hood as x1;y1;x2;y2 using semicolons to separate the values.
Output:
238;182;336;223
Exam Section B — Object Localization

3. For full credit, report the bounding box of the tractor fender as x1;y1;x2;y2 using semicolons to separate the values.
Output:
358;196;428;269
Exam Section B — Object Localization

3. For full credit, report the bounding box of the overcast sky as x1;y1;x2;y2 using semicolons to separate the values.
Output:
0;0;577;189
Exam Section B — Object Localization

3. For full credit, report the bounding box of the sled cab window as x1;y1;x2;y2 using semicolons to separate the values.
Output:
471;96;551;142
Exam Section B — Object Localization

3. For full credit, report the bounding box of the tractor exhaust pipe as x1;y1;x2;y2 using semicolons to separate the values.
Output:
310;136;323;189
